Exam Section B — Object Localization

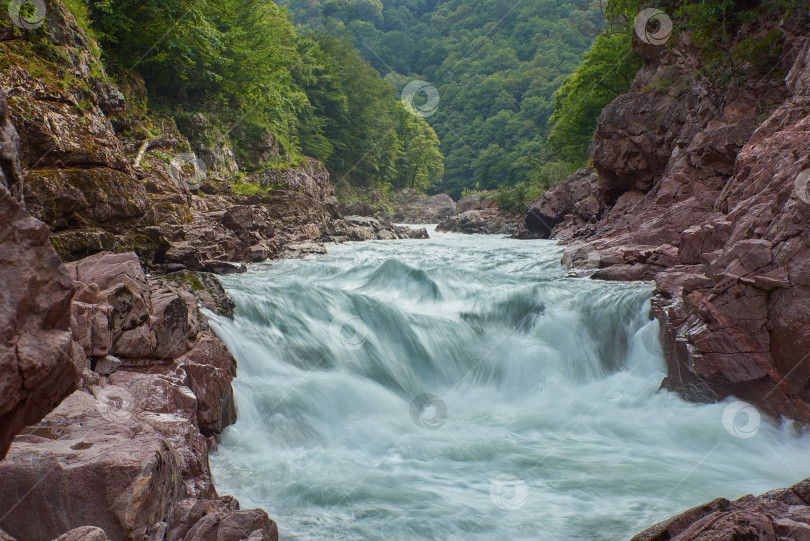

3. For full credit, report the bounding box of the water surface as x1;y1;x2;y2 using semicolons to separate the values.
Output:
209;229;810;540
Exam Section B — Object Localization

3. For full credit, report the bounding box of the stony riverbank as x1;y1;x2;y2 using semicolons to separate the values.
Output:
0;1;427;539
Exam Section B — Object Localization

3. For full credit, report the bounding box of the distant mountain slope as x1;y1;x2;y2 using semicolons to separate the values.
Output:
279;0;597;197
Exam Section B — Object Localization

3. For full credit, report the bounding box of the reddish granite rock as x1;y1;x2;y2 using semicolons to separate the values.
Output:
631;478;810;541
0;182;85;460
0;391;186;541
167;498;278;541
514;168;598;239
520;27;810;424
178;333;237;436
56;526;111;541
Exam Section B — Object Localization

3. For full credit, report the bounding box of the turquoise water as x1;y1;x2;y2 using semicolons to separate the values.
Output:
208;229;810;540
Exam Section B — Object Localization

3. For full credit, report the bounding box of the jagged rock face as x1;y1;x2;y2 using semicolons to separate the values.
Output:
0;391;186;541
0;251;277;541
0;90;24;203
653;47;810;421
631;478;810;541
519;27;810;424
1;1;161;262
514;168;598;240
0;90;85;460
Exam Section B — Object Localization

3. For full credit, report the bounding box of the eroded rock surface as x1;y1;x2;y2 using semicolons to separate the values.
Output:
513;22;810;541
392;189;457;223
519;28;810;424
631;479;810;541
0;88;85;460
0;252;276;541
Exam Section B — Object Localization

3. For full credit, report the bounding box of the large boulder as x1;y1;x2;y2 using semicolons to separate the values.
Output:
0;391;186;541
436;208;520;235
515;168;598;239
392;189;457;224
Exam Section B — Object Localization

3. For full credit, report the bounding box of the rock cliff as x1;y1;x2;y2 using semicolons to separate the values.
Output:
519;17;810;425
0;0;425;272
516;12;810;540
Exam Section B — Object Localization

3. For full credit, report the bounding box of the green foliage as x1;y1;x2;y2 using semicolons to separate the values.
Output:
674;0;809;87
278;0;599;197
546;30;640;166
84;0;442;193
231;182;272;196
491;182;543;212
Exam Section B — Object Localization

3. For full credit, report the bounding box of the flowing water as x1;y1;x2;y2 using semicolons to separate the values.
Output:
208;229;810;540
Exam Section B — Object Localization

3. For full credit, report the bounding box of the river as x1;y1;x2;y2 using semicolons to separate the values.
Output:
207;229;810;540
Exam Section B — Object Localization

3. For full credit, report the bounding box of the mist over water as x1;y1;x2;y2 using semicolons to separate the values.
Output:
208;229;810;540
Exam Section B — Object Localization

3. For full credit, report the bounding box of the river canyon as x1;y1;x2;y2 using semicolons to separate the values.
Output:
207;229;810;540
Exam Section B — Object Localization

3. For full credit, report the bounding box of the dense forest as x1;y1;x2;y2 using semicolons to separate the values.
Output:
277;0;604;197
78;0;443;196
25;0;803;206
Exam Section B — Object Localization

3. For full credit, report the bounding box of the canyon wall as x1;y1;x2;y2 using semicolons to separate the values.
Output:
520;18;810;425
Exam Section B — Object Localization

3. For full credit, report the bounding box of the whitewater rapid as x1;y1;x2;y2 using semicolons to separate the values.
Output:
208;229;810;540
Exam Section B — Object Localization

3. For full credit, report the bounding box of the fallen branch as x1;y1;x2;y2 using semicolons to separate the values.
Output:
125;136;177;166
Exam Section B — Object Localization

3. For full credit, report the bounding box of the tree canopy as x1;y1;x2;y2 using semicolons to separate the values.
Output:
87;0;443;193
277;0;600;197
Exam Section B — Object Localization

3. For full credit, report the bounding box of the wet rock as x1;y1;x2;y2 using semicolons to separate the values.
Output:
178;333;237;436
631;478;810;541
166;498;278;541
281;242;328;259
163;272;236;318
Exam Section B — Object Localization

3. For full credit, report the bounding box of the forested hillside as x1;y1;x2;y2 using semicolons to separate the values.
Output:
81;0;442;194
278;0;600;196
